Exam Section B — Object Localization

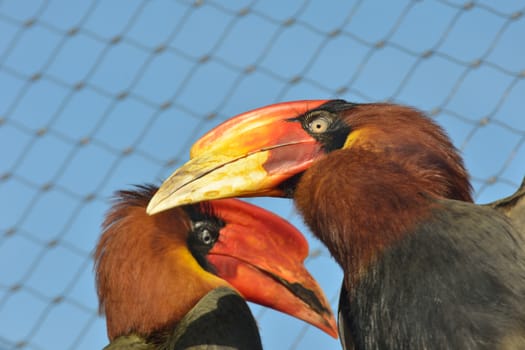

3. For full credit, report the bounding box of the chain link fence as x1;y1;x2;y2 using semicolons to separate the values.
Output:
0;0;524;349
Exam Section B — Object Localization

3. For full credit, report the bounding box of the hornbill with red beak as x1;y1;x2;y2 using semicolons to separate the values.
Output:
96;184;337;349
147;100;525;349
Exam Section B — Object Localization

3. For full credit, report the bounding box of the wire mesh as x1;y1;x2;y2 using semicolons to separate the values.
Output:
0;0;524;349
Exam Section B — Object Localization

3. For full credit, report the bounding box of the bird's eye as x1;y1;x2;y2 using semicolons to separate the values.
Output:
190;219;220;250
198;228;215;245
308;116;330;134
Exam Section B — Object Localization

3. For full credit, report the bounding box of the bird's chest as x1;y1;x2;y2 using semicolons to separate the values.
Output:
340;230;524;350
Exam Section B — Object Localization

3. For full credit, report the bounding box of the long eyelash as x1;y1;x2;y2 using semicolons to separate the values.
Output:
198;202;216;221
200;202;225;229
315;99;356;113
182;202;224;229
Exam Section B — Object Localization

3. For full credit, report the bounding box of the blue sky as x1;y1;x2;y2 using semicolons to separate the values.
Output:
0;0;524;349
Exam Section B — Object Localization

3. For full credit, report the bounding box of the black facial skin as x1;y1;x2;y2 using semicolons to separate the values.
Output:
279;100;355;197
296;99;355;153
183;203;225;273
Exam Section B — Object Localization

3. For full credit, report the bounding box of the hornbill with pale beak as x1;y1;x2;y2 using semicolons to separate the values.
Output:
96;184;337;349
147;100;525;349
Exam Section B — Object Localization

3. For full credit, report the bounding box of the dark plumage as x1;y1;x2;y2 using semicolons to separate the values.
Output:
104;287;261;350
488;177;525;232
334;197;525;349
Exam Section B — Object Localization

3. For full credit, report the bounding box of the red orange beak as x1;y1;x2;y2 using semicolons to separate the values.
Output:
146;100;328;214
206;198;337;338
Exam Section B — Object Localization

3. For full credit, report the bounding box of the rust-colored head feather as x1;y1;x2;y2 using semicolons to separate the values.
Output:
340;103;472;202
95;186;226;340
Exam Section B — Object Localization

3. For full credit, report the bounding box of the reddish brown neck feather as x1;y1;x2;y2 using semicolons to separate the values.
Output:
95;198;221;340
294;104;472;284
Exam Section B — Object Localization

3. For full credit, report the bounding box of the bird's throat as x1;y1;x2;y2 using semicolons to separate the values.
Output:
293;150;435;284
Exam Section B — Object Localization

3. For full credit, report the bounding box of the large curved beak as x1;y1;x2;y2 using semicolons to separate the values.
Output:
147;100;328;214
207;198;337;338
